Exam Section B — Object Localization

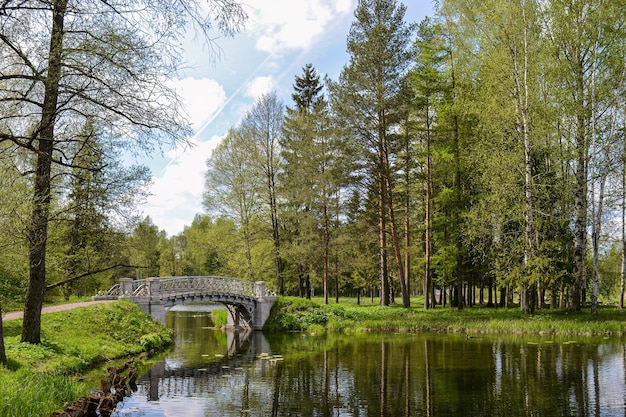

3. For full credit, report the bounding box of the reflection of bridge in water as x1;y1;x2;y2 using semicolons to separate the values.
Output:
137;331;274;401
95;276;277;330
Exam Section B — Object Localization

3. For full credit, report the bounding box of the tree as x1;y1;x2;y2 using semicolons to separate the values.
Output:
0;0;246;343
205;127;263;280
183;215;222;275
329;0;414;306
49;120;151;297
244;92;286;294
281;64;324;299
409;17;449;309
282;64;348;303
622;105;626;309
0;146;30;304
439;0;568;312
0;301;5;365
128;217;165;278
182;214;251;277
542;0;623;310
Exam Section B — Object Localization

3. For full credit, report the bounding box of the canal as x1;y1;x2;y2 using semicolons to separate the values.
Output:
116;306;626;416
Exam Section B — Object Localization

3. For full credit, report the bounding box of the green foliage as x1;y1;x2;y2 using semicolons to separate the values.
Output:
211;308;229;327
598;245;624;301
129;217;165;278
263;297;330;331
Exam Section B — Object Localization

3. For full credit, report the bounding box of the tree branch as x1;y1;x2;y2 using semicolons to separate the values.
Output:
45;264;145;291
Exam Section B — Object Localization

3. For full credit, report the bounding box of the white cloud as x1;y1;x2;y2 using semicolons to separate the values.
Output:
143;135;224;236
244;76;276;100
246;0;355;53
167;77;227;130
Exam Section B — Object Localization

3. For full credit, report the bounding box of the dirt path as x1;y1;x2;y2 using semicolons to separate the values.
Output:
2;300;115;322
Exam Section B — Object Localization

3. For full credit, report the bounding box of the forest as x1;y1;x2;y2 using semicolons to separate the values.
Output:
1;0;625;345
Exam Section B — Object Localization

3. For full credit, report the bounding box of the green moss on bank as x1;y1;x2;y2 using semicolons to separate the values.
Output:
264;296;626;336
0;299;173;417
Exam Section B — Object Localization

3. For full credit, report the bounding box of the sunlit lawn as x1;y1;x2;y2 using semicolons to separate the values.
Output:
275;296;626;336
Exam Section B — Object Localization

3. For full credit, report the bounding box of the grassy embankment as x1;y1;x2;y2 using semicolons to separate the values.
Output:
264;296;626;336
0;299;173;417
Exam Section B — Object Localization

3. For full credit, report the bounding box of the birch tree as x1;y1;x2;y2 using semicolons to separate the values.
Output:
205;127;263;280
544;0;625;310
244;92;285;294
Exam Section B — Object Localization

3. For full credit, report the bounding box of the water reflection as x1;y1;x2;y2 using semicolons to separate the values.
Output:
119;310;626;416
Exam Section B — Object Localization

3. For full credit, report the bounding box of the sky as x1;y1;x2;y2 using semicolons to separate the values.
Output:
140;0;435;237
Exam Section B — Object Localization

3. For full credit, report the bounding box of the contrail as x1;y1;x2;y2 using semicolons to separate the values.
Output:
159;51;279;174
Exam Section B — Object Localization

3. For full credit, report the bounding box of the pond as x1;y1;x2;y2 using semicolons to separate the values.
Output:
115;306;626;416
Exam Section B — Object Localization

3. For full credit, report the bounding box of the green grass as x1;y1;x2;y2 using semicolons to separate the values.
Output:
1;299;173;417
211;308;228;327
265;296;626;336
0;369;86;416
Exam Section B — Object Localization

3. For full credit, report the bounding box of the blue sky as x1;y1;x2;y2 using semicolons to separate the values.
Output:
141;0;435;236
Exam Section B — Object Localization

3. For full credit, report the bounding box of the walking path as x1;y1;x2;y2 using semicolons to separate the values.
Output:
2;300;115;322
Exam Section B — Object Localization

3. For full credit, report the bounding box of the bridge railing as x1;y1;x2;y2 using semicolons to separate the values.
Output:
159;276;256;298
96;276;276;301
96;279;147;298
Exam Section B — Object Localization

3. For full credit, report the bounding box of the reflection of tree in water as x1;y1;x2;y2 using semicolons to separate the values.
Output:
266;334;625;417
128;326;626;416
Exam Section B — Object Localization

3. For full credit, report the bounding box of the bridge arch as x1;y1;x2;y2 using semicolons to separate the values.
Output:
95;276;277;330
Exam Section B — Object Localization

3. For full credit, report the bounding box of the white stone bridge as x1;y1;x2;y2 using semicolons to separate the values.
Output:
95;276;277;330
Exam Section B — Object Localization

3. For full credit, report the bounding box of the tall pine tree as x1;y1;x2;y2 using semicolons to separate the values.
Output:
329;0;414;306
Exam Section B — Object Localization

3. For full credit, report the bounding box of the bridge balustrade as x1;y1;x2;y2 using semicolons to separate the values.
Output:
158;276;256;298
95;276;277;330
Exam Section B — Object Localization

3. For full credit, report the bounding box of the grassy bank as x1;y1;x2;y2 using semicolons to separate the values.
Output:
264;296;626;336
0;300;173;417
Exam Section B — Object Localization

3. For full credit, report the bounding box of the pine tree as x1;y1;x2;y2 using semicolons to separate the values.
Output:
329;0;414;306
282;64;349;303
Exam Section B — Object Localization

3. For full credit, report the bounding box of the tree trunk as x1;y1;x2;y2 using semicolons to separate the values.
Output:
424;103;432;310
590;159;607;315
589;32;603;316
0;302;6;365
267;166;284;295
572;132;587;311
298;268;304;298
403;125;412;309
621;150;626;309
572;52;589;311
378;166;389;306
241;213;254;281
449;50;463;311
385;168;408;307
22;0;68;344
515;1;535;315
380;117;408;308
306;273;311;300
323;201;330;305
453;112;463;311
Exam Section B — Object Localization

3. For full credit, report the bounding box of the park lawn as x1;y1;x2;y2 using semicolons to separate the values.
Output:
265;296;626;336
0;299;173;417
